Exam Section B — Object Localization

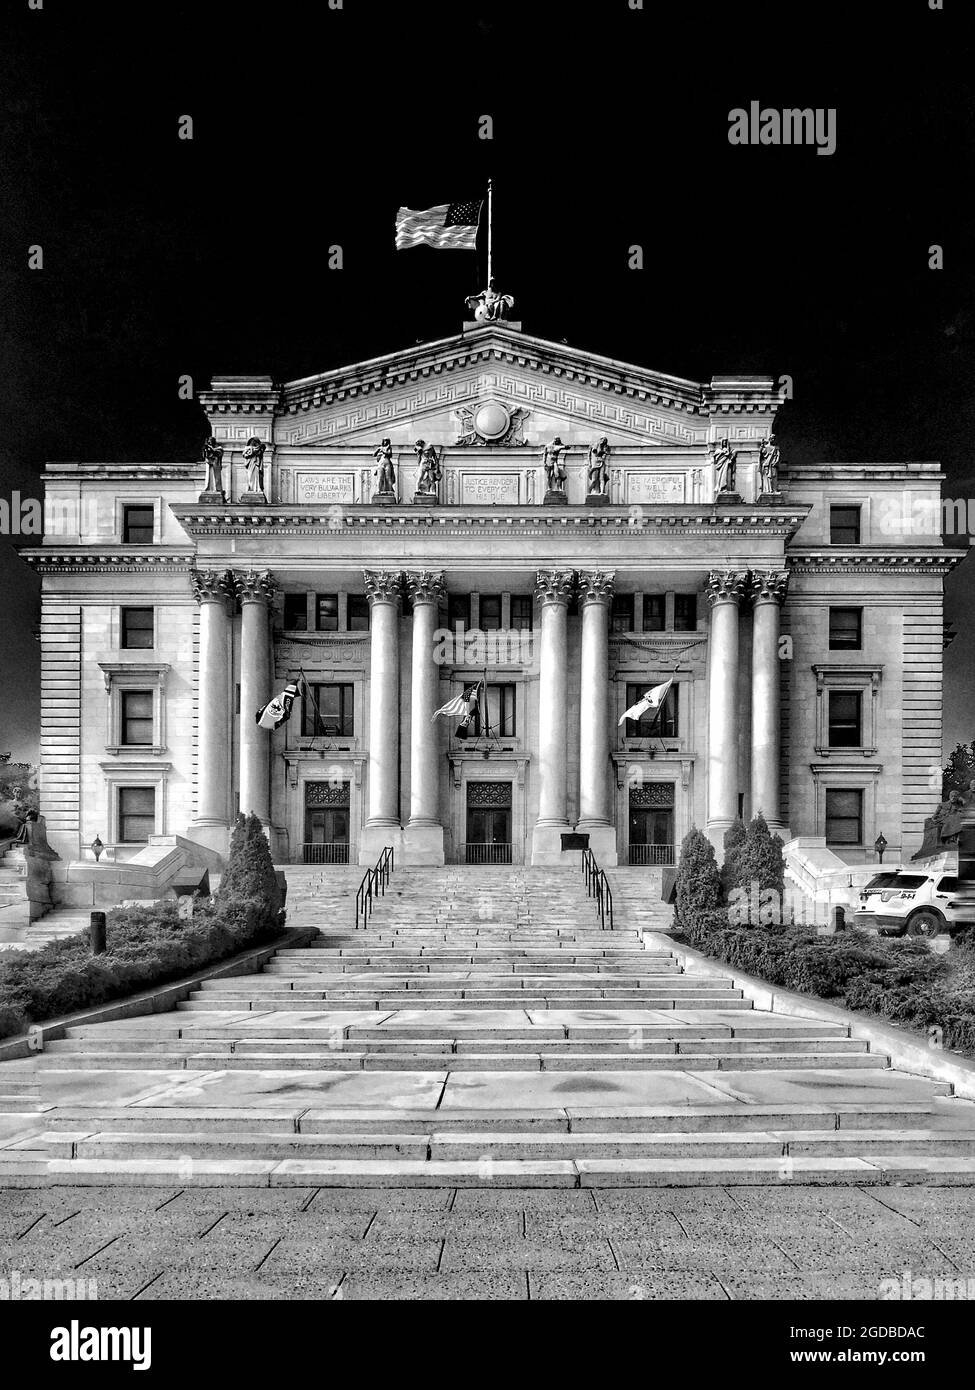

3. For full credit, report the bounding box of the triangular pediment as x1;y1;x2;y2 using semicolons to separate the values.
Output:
268;325;773;450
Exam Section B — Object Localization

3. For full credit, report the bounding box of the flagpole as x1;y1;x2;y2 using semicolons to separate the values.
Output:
487;178;493;285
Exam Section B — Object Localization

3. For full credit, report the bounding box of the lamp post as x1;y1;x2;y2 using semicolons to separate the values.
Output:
91;835;104;863
875;832;888;864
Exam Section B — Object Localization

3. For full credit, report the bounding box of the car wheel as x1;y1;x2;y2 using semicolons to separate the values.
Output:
907;909;943;939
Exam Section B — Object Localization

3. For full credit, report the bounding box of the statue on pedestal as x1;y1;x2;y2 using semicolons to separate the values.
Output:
710;437;737;496
413;440;443;501
15;810;60;922
200;436;226;502
242;437;268;500
372;438;397;502
587;437;611;497
542;437;569;498
465;277;514;322
758;433;781;496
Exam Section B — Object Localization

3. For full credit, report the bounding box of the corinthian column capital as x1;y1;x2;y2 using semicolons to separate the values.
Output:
535;569;575;606
749;569;790;605
577;569;616;604
705;570;749;607
405;570;446;606
364;569;403;606
190;568;236;606
235;570;277;606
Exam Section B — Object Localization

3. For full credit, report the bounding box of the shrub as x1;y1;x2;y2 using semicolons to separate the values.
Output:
674;827;722;925
726;812;785;921
217;812;282;918
720;818;747;900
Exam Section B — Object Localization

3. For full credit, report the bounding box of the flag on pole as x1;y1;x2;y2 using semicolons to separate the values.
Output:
395;200;482;251
256;679;301;731
432;681;482;739
618;678;674;727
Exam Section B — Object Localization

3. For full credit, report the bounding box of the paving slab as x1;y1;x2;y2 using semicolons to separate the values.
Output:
440;1069;735;1110
693;1068;949;1107
130;1069;449;1110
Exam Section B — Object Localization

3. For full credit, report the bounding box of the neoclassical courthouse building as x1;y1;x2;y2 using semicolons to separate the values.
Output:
25;316;962;882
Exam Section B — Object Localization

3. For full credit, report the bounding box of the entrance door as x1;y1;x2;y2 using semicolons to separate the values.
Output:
465;782;512;864
303;782;350;864
628;784;675;865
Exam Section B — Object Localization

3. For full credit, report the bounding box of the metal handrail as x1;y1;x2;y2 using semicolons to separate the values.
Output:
355;845;394;930
581;848;614;931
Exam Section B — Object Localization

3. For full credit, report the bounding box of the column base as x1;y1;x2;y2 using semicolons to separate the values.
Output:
358;824;403;865
185;821;232;860
530;822;573;866
402;823;445;865
574;822;619;865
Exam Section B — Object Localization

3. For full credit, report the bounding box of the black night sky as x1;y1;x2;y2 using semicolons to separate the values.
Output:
1;0;973;761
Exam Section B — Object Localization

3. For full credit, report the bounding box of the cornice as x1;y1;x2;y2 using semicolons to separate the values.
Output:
787;549;966;574
20;549;195;574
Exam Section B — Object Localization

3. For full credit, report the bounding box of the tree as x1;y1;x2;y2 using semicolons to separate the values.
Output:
674;825;722;925
720;818;747;901
216;813;282;914
942;742;975;800
729;811;786;923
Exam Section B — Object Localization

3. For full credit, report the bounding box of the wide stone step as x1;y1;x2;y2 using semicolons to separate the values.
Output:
176;995;754;1012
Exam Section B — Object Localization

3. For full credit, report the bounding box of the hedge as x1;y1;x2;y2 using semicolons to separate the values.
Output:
0;812;285;1042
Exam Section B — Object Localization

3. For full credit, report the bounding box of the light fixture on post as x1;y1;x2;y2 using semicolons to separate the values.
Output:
875;832;888;863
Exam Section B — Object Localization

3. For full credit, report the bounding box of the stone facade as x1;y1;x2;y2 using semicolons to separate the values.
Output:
23;323;963;877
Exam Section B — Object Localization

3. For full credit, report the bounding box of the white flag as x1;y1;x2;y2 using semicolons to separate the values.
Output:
256;679;301;731
619;678;673;726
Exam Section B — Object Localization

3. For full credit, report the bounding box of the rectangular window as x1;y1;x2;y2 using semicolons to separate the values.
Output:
122;505;154;544
830;505;861;545
315;594;339;632
121;690;153;746
625;682;679;739
828;691;862;747
509;595;533;631
829;607;862;650
118;786;155;844
674;594;698;632
611;594;634;633
472;684;517;738
304;683;354;738
283;594;308;631
121;607;154;650
479;595;502;631
825;788;863;846
642;595;665;632
448;595;470;631
347;595;370;631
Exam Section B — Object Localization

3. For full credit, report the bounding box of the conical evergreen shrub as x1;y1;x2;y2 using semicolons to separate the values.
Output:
720;817;747;900
216;813;281;915
731;811;786;923
674;825;722;926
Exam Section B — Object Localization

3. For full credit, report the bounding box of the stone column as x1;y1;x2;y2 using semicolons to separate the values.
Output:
404;570;446;864
189;569;235;853
705;570;748;846
360;569;403;861
531;569;575;865
237;570;276;826
576;569;618;864
750;570;789;833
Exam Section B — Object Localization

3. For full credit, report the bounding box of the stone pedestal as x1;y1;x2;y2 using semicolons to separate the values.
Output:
197;491;226;505
371;492;397;505
715;492;743;504
412;492;439;506
585;493;610;507
239;490;268;505
543;490;568;506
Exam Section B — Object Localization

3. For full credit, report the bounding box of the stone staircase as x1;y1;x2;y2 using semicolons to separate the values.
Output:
604;865;675;934
3;864;975;1186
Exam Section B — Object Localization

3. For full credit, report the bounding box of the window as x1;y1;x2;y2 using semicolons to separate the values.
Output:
674;594;698;632
479;595;502;631
472;684;517;738
118;786;155;844
283;594;308;631
642;595;665;632
347;595;370;631
936;876;958;895
121;690;153;746
448;595;470;631
825;789;862;846
828;691;862;747
304;683;354;737
829;607;862;650
510;596;533;631
121;607;154;650
122;505;154;544
316;594;339;632
611;594;634;633
625;682;679;739
830;505;861;545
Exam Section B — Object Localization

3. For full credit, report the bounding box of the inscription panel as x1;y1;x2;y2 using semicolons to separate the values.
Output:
625;473;686;504
461;473;521;505
295;472;356;504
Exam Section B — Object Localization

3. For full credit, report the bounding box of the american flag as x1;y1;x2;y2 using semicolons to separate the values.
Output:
395;200;483;251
